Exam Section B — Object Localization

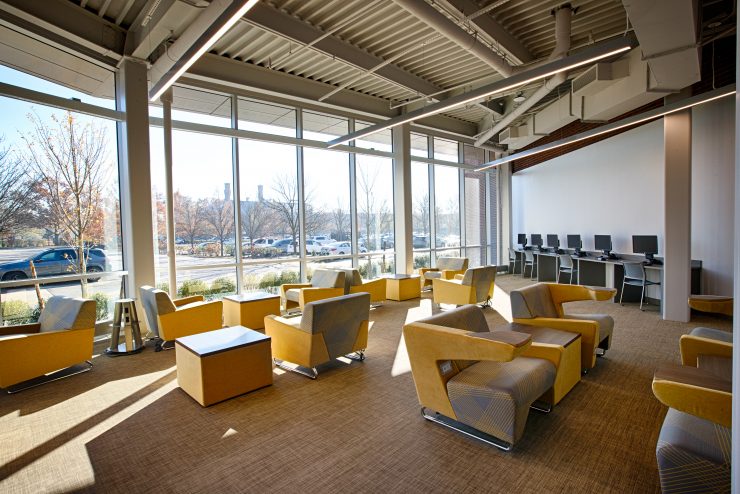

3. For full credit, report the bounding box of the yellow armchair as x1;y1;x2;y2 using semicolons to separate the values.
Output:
139;286;223;351
280;269;345;312
432;265;496;307
679;327;732;367
510;283;616;370
0;296;96;391
419;257;469;289
337;268;387;305
265;292;370;378
404;305;556;450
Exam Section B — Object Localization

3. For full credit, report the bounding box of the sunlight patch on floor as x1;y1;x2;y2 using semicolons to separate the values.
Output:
391;300;434;377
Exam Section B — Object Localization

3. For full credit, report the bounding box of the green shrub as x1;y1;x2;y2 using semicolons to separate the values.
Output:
178;279;209;297
1;300;35;325
156;281;170;293
258;271;299;289
90;292;110;321
210;277;236;294
414;255;430;269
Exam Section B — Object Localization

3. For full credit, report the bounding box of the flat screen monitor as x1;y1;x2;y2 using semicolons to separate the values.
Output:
594;235;612;252
566;234;581;249
517;233;527;245
633;235;658;255
530;234;543;247
546;234;559;248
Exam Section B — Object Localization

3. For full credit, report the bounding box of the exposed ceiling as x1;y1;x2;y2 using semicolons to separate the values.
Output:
0;0;735;148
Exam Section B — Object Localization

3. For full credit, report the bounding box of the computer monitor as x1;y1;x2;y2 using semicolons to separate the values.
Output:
566;234;582;250
546;234;559;250
633;235;659;262
530;234;543;248
517;233;527;247
594;235;612;255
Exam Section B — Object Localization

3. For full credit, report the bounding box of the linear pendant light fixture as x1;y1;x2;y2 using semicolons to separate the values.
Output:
327;35;635;148
474;84;736;171
149;0;259;102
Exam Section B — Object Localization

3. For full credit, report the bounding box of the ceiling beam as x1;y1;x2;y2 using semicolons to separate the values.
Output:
124;0;200;59
245;1;441;98
439;0;533;65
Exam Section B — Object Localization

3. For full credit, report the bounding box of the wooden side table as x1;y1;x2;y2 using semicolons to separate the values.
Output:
223;292;280;330
385;274;421;301
176;326;273;407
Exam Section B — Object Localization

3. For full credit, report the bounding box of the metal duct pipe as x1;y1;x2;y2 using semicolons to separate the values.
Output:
474;5;572;147
392;0;514;77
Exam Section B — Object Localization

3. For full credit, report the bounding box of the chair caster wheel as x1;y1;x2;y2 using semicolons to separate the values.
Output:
155;343;162;352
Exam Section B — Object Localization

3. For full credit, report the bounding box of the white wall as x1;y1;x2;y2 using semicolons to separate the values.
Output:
691;98;736;295
512;119;665;254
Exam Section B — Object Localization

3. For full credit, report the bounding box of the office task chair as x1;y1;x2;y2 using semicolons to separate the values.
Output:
557;254;577;284
619;262;661;310
688;295;733;317
652;331;731;492
508;248;517;274
432;265;496;308
280;269;346;313
510;283;616;371
0;296;97;392
522;250;536;279
403;305;556;451
265;293;370;379
139;286;223;351
420;257;469;289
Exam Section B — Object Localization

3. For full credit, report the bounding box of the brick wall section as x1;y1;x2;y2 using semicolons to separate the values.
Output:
511;37;736;174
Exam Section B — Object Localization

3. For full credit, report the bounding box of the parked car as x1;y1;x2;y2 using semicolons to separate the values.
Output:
303;239;322;255
0;247;109;282
252;238;275;248
413;235;429;249
321;242;367;256
310;235;334;245
272;238;297;254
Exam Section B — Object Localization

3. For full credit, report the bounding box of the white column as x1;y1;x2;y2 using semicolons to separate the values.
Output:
116;57;155;324
499;162;512;266
393;124;413;274
663;109;692;322
161;88;176;296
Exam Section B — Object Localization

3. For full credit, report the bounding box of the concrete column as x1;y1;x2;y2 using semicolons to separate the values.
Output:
731;17;740;489
499;162;512;266
161;88;176;297
663;109;692;322
116;57;155;325
393;124;413;274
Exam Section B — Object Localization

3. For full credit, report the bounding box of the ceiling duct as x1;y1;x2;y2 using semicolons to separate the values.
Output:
572;59;630;96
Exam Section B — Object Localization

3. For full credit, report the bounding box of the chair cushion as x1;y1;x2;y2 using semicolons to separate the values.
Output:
285;289;301;303
510;284;559;319
337;268;363;294
460;266;496;303
656;408;730;492
690;327;732;343
447;357;555;444
437;257;468;271
566;313;614;342
38;296;97;333
415;305;490;334
424;271;443;280
139;286;176;337
300;293;370;357
311;269;345;289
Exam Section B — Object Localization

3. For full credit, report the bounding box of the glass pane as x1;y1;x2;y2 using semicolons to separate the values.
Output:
239;140;299;260
412;162;430;247
244;262;299;295
355;121;392;152
488;171;498;264
436;249;461;261
466;246;486;268
413;251;431;269
359;254;394;279
149;124;169;281
464;169;487;265
238;98;296;137
303;147;351;246
307;257;352;279
167;86;232;127
434;137;458;162
356;155;394;254
302;110;348;142
176;267;237;300
172;130;235;266
410;132;428;158
434;165;460;249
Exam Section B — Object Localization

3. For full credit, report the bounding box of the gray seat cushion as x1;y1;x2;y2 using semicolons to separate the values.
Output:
656;408;730;492
447;357;555;444
300;292;370;358
337;268;363;294
566;313;614;343
285;289;301;303
690;327;732;343
437;257;468;271
38;296;97;333
311;269;345;289
510;284;559;319
460;266;496;303
139;286;177;337
424;271;443;280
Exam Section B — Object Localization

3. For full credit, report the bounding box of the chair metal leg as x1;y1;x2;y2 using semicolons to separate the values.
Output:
6;360;93;394
421;407;512;451
570;270;574;284
619;280;626;305
557;269;561;283
640;285;645;311
346;350;365;361
273;358;318;379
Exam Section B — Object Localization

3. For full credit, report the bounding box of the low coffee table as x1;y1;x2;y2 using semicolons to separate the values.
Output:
223;291;280;330
384;274;421;301
175;326;272;407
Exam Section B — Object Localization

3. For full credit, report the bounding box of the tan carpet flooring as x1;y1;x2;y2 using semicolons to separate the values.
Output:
0;275;733;493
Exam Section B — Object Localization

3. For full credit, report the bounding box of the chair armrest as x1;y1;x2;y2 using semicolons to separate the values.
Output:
174;295;205;307
680;334;733;367
405;323;531;363
299;287;344;307
432;278;473;305
159;300;223;340
280;283;312;297
453;274;464;281
652;364;731;428
512;317;599;370
520;342;563;369
548;284;616;314
264;314;315;368
440;269;465;280
418;267;438;277
0;323;41;336
351;278;386;303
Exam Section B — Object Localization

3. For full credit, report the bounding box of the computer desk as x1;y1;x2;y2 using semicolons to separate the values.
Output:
513;249;702;306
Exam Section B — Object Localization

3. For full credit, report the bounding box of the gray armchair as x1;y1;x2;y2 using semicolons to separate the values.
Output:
264;293;371;378
280;269;345;313
432;265;496;307
420;257;469;288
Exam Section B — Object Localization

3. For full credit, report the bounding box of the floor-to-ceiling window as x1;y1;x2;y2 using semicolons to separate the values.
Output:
433;137;461;262
463;145;487;267
411;133;431;269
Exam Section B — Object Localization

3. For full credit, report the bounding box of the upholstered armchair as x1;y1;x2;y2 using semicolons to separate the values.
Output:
139;286;223;351
510;283;616;371
432;265;496;307
419;257;469;289
280;269;345;313
652;352;731;491
403;305;556;450
688;295;733;317
265;292;370;379
337;268;387;305
0;296;96;391
680;327;732;368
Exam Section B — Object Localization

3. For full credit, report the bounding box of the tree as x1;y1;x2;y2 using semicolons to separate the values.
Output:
357;165;391;250
22;111;109;296
242;200;271;255
413;192;430;236
174;192;205;252
203;196;233;257
331;198;349;241
0;138;35;246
